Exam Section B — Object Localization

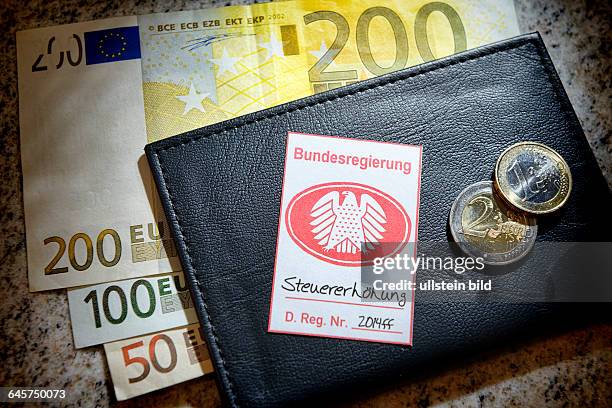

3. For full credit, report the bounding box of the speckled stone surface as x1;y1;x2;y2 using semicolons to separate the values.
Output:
0;0;610;406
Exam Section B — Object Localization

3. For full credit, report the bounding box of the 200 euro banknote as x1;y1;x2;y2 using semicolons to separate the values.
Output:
139;0;519;142
17;16;180;291
17;1;518;290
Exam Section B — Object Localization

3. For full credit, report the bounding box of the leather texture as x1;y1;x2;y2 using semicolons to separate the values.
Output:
145;33;611;407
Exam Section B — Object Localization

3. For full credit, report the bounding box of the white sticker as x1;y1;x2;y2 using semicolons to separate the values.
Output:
268;132;422;345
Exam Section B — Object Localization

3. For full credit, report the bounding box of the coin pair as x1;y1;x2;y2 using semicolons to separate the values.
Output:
450;142;572;265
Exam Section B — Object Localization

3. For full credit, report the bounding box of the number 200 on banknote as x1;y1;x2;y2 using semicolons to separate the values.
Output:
43;222;176;275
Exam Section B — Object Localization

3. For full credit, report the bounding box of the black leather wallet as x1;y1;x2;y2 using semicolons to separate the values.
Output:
145;33;611;407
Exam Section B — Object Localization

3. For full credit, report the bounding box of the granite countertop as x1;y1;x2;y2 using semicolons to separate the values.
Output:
0;0;610;406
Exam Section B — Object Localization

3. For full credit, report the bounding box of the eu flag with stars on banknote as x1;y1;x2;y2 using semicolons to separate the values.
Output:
84;26;141;65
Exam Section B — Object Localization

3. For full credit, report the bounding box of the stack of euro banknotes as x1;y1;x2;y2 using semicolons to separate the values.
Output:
16;0;520;400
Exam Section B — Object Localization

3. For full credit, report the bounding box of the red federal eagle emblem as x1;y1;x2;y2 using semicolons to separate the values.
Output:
285;182;411;266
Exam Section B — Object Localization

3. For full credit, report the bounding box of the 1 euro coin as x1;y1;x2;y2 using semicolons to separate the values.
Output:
494;142;572;214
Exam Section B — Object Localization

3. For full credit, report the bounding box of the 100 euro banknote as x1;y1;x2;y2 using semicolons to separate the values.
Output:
68;272;197;348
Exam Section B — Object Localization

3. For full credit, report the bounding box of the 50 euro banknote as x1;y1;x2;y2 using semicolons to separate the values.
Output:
17;0;518;291
104;324;213;400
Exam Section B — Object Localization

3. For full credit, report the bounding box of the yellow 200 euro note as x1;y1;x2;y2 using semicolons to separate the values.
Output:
139;0;519;142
